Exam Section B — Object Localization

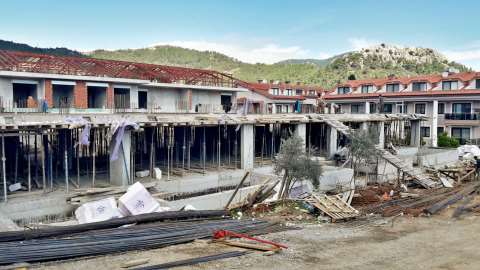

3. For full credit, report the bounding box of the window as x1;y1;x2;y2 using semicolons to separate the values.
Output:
383;104;393;113
284;104;290;113
451;127;470;144
386;83;400;92
335;104;343;114
113;87;130;109
369;103;377;114
275;104;282;113
396;103;407;113
309;90;316;96
272;88;280;95
442;80;458;90
137;91;148;109
296;89;303;95
415;103;426;114
337;87;350;94
420;127;430;138
437;127;445;135
452;103;471;113
351;104;363;114
286;89;293;96
361;85;373;93
438;103;445;114
476;79;480;89
412;82;427;91
13;82;38;108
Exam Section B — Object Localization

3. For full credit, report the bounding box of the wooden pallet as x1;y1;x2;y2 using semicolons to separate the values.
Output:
304;194;359;222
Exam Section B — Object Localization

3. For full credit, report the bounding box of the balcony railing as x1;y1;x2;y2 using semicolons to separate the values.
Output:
444;113;480;120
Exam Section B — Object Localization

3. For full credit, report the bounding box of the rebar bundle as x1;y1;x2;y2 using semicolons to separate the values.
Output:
0;210;228;242
0;218;275;265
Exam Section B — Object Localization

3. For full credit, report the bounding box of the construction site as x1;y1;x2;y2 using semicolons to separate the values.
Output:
0;50;479;270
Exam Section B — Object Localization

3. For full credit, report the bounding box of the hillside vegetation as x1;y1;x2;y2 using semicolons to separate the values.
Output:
0;40;470;88
89;44;469;88
0;39;82;57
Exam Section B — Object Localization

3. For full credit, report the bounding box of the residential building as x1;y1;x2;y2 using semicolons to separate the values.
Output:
237;80;323;114
324;71;480;146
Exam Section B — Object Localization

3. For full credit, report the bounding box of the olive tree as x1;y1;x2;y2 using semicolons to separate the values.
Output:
347;128;378;181
274;133;322;199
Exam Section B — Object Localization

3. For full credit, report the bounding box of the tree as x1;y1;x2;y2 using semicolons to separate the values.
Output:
347;129;379;181
274;133;322;199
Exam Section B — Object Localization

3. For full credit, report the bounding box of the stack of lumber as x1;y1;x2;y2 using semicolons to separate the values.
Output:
365;181;480;217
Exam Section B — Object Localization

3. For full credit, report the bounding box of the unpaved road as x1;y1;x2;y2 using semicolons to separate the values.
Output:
37;213;480;270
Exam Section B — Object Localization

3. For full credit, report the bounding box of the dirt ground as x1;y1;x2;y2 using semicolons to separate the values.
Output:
35;208;480;270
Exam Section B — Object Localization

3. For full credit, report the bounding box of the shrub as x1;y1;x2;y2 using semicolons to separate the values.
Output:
437;132;459;148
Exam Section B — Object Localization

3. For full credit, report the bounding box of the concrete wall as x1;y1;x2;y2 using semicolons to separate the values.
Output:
168;185;261;210
192;90;221;112
148;87;180;112
318;166;354;192
0;77;13;105
417;148;458;168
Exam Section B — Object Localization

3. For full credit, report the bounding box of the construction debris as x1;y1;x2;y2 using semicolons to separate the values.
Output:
324;118;439;189
213;229;287;252
303;194;359;222
360;181;480;217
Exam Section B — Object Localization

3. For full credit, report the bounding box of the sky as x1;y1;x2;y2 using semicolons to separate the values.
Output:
1;0;479;69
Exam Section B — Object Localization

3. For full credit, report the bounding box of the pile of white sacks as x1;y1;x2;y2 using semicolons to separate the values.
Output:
457;145;480;160
75;182;171;224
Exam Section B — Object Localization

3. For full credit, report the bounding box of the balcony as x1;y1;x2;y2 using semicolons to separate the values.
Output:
444;113;480;126
444;113;480;120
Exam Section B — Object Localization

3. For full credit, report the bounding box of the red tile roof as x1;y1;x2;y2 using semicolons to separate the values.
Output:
245;82;325;101
336;72;480;89
326;72;480;100
0;49;244;88
325;89;480;100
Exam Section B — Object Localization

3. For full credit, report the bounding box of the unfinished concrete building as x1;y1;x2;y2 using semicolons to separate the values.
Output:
0;50;431;224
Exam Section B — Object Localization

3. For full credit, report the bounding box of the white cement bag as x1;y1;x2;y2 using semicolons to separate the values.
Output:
118;182;160;216
75;197;122;224
457;145;480;157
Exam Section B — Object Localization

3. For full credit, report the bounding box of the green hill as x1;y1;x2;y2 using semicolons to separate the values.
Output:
89;44;470;88
0;39;83;57
0;40;470;88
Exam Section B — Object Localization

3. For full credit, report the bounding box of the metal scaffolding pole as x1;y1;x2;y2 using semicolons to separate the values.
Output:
64;132;69;193
1;133;6;202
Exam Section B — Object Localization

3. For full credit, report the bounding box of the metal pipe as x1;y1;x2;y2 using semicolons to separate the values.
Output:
1;133;6;202
92;130;96;188
64;132;69;193
27;134;31;192
40;132;46;193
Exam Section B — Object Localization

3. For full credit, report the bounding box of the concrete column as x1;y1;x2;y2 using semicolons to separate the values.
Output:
327;126;338;157
365;101;370;114
361;122;368;130
240;124;254;170
330;102;336;114
377;122;385;149
294;123;307;147
431;100;438;147
110;129;131;186
410;120;421;147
